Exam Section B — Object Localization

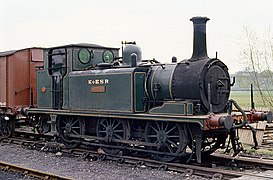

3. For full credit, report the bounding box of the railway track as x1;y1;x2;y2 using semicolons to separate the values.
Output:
211;153;273;171
68;149;242;179
0;161;72;180
60;148;273;179
1;132;273;179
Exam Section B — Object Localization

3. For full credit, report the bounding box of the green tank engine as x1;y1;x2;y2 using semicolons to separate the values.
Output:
31;17;246;163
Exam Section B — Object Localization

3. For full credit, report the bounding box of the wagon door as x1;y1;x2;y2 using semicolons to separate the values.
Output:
48;48;67;109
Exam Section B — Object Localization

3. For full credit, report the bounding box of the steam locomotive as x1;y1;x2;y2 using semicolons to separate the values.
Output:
1;17;270;163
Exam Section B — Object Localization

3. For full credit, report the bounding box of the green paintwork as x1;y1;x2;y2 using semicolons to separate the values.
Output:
37;70;51;108
69;69;134;112
73;48;119;71
149;101;186;115
68;67;148;113
134;72;146;112
62;49;71;109
187;103;194;115
149;101;194;116
37;44;119;110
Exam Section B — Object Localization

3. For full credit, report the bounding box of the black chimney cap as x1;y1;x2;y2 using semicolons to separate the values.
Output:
190;16;210;23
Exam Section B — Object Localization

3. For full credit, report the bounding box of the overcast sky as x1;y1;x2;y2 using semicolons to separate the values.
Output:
0;0;272;73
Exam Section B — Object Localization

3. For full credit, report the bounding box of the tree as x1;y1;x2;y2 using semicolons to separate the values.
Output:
240;26;273;108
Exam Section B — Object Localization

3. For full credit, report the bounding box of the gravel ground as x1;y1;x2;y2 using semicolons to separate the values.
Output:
0;143;208;180
0;170;37;180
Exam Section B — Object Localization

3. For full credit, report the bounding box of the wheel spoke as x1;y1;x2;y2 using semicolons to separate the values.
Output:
113;121;121;130
166;125;176;134
71;119;79;126
71;130;79;135
148;134;157;138
100;121;107;128
112;119;117;127
167;139;178;148
63;118;69;125
68;118;73;125
150;125;159;133
155;122;161;130
113;133;122;139
161;122;164;130
113;129;124;133
105;119;109;126
164;122;169;131
166;143;174;153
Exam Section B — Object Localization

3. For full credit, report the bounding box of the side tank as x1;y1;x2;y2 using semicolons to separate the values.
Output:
147;17;230;113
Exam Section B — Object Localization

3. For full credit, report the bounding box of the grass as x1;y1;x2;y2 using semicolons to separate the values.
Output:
230;91;270;110
217;144;273;158
242;144;273;157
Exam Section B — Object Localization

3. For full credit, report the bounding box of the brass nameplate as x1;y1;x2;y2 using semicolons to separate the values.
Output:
91;86;105;93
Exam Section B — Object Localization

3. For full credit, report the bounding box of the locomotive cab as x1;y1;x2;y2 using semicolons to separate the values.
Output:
37;44;119;110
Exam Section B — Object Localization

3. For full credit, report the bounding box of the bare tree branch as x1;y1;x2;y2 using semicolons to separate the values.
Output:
240;26;273;108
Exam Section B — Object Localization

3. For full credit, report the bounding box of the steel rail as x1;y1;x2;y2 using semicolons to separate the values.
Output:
0;161;72;180
211;153;273;171
63;147;273;180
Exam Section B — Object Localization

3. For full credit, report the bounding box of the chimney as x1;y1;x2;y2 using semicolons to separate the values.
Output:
190;16;210;60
